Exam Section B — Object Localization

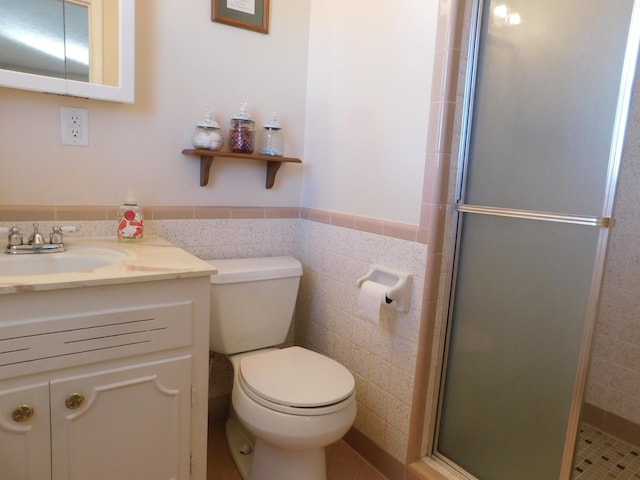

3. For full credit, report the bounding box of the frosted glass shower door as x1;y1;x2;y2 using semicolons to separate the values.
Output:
435;0;639;479
437;216;601;479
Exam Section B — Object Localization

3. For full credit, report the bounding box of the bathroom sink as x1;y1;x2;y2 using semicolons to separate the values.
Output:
0;245;129;276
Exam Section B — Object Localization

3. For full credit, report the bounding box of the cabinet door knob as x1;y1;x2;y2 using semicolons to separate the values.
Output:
65;393;85;409
12;404;35;422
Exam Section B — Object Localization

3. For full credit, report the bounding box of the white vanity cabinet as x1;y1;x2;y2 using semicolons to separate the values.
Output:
50;355;191;479
0;274;211;480
0;381;51;479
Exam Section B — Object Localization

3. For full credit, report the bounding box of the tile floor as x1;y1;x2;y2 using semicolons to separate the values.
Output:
207;420;388;480
573;423;640;479
208;420;640;480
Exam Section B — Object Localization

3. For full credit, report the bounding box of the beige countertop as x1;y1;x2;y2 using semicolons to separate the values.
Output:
0;236;217;294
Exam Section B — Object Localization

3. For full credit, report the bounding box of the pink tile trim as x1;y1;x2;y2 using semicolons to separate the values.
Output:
331;212;356;229
299;208;422;243
0;205;56;222
303;208;332;224
265;207;300;218
382;221;418;242
355;216;384;235
408;0;464;466
0;205;421;242
56;206;110;221
151;206;194;220
230;207;266;219
193;206;233;219
0;205;302;222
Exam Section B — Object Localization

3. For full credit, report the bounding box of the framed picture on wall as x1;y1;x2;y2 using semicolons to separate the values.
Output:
212;0;270;34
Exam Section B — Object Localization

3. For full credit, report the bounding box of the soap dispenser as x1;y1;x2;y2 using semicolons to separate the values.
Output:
117;189;144;241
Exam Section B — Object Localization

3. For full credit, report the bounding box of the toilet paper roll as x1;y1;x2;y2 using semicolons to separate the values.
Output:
358;280;388;325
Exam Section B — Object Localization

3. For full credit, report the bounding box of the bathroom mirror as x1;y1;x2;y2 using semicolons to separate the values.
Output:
0;0;135;103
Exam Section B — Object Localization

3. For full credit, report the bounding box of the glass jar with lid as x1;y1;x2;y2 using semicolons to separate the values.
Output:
191;110;223;150
259;112;284;156
230;102;255;153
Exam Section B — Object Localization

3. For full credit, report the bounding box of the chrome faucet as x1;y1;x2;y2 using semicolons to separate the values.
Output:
4;224;76;254
28;223;45;246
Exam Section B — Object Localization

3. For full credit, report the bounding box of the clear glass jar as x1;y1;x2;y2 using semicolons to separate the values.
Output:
259;127;284;156
191;111;223;150
259;112;284;156
230;102;255;153
230;118;255;153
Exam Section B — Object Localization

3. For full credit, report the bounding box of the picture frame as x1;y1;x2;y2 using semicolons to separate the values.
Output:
212;0;270;34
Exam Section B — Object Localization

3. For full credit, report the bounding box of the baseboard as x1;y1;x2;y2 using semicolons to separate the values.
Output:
343;427;405;480
582;403;640;447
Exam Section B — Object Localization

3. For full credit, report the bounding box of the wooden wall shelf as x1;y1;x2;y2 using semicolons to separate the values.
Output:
182;149;302;189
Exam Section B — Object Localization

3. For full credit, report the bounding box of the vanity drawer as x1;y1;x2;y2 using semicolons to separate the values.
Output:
0;302;193;380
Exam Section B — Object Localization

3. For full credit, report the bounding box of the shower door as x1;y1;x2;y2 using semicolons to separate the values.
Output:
435;0;640;479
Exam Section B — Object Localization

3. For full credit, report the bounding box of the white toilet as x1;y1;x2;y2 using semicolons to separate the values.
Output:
207;256;357;480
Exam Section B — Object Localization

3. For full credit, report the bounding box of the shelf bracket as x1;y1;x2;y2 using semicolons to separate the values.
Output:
266;161;283;189
199;154;214;187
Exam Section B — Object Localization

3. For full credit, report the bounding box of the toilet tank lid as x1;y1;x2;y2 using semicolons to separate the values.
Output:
208;256;302;284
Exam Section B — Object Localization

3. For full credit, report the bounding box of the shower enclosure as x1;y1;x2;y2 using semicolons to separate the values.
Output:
432;0;640;479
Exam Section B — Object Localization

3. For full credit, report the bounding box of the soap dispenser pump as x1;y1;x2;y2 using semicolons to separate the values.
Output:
117;189;144;241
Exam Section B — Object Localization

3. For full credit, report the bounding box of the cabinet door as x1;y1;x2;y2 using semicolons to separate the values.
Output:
50;356;192;480
0;382;51;480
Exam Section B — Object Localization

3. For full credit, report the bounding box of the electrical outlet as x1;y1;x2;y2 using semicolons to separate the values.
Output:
61;107;89;146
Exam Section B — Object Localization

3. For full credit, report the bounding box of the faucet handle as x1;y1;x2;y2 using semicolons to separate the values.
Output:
50;226;64;245
8;227;23;246
49;226;77;245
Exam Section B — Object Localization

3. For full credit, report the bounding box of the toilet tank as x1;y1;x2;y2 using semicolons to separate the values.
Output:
207;256;303;354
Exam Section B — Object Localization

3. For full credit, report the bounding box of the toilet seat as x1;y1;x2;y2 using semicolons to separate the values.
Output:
238;347;355;416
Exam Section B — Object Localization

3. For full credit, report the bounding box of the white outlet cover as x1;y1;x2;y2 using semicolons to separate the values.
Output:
61;106;89;146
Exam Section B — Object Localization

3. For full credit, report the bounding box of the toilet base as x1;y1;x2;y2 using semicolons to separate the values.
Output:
249;438;326;480
225;415;328;480
225;416;254;480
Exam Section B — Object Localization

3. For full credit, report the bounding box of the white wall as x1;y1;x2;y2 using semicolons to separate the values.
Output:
301;0;437;224
0;0;310;208
0;0;437;224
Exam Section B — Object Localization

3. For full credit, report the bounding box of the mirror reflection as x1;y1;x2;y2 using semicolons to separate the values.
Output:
0;0;122;89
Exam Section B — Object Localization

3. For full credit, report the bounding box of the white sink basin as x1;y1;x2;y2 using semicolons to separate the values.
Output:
0;245;129;276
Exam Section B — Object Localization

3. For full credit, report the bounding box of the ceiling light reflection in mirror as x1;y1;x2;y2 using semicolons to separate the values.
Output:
0;0;133;103
0;0;90;82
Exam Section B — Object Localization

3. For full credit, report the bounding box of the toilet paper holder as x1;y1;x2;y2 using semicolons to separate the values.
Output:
356;264;412;313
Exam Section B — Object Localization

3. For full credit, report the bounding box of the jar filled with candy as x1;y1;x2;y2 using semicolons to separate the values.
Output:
229;102;255;153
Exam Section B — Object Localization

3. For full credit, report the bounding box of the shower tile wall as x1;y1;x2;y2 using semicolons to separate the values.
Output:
587;67;640;430
295;219;427;461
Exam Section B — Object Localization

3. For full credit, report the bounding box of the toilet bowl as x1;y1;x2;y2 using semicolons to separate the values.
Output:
207;257;357;480
227;347;356;480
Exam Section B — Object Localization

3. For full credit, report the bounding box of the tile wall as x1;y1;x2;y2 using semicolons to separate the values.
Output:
0;205;427;469
295;217;427;462
586;65;640;428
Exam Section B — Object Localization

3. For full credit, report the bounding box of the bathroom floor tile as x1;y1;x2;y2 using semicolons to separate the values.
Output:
573;423;640;480
207;420;388;480
208;421;244;480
